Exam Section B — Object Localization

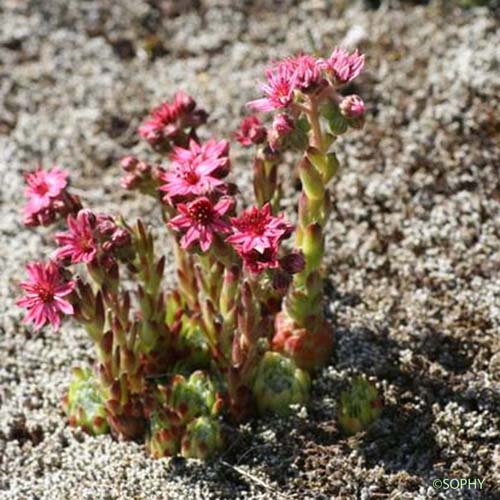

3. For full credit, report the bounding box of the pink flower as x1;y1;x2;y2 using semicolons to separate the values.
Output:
168;197;233;252
234;116;267;146
272;114;294;136
54;210;97;264
22;167;81;228
226;203;293;254
17;261;75;330
269;113;295;151
23;167;68;217
170;138;230;171
247;63;297;112
318;48;365;84
23;207;57;227
139;101;178;143
159;164;227;200
282;54;323;92
340;94;365;118
160;139;230;201
139;91;208;147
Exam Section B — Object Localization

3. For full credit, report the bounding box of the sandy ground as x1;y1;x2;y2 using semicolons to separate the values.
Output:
0;1;499;498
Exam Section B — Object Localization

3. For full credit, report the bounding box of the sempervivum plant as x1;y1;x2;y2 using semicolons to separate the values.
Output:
339;377;383;435
17;46;367;459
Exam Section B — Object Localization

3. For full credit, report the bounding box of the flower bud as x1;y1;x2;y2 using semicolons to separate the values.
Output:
279;252;306;274
120;155;139;172
177;91;196;112
189;108;209;128
340;95;365;130
340;95;365;118
137;161;151;175
111;228;132;248
180;416;223;460
252;352;310;416
273;113;294;136
234;116;267;146
121;173;140;190
272;270;291;294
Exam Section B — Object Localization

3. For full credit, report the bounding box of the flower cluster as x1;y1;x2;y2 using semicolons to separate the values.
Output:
139;91;208;151
234;116;267;146
248;48;364;113
160;136;297;279
22;167;81;226
17;45;370;460
54;210;132;266
318;48;365;85
120;156;165;196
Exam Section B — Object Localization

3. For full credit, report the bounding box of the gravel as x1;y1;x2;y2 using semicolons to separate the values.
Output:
0;0;499;498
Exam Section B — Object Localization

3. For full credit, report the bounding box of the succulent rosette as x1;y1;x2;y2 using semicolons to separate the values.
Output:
147;410;183;459
252;352;311;416
63;367;109;435
169;371;223;424
180;416;223;460
339;377;383;435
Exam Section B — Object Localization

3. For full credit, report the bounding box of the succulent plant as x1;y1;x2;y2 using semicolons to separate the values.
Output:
253;352;311;416
338;377;383;435
180;416;223;459
62;367;109;435
146;408;182;458
169;371;223;424
272;311;333;371
187;371;224;416
18;44;368;460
